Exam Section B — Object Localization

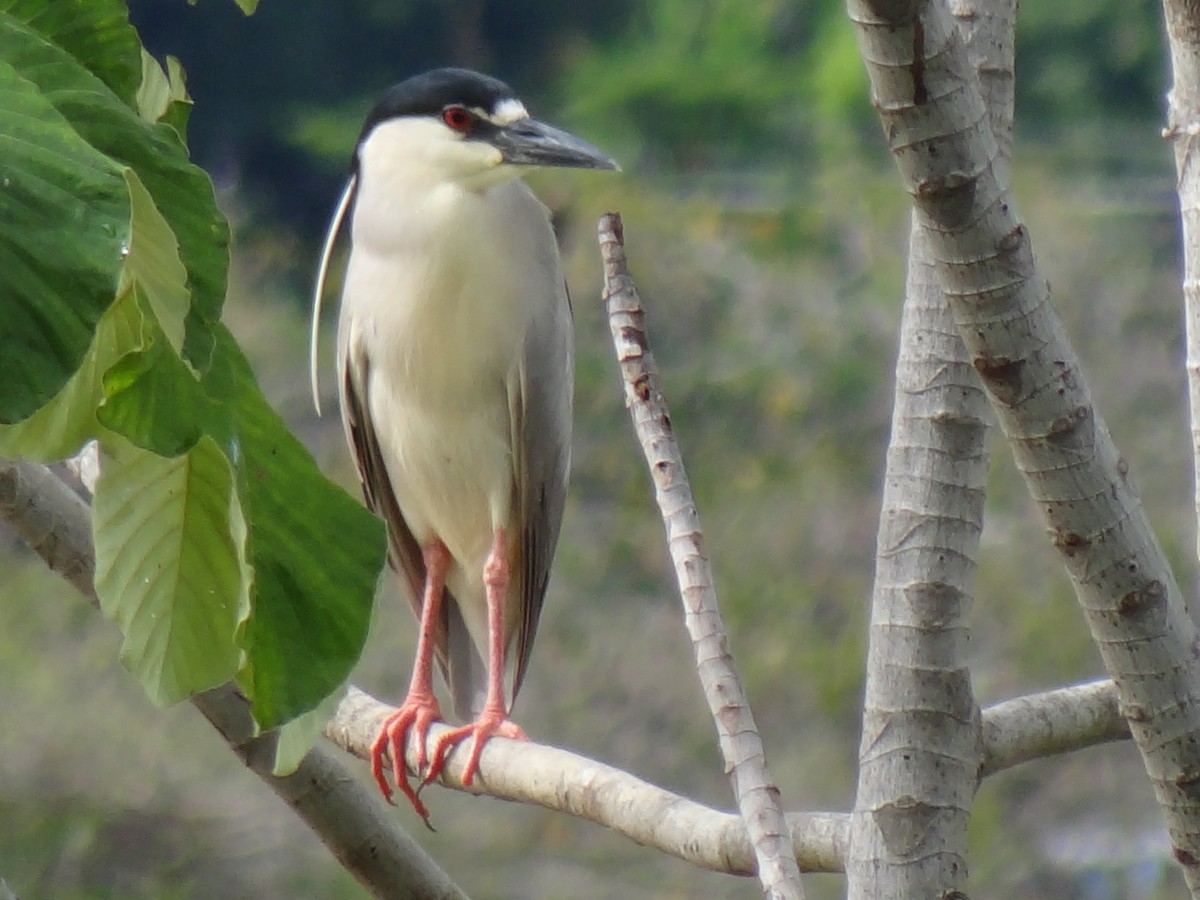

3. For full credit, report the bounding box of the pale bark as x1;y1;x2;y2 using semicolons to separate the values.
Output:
847;215;986;898
980;680;1126;776
332;687;847;876
329;681;1130;873
847;4;1011;896
0;457;469;900
848;0;1200;891
1165;2;1200;565
596;212;804;899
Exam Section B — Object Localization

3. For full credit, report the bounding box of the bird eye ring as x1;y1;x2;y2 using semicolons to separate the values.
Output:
442;106;472;133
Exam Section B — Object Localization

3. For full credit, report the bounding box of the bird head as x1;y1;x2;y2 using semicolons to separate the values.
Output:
354;67;617;193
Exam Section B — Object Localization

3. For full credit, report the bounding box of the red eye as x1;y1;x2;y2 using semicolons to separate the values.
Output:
442;106;472;132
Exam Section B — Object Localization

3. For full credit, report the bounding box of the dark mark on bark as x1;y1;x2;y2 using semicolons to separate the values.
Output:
1052;530;1089;557
912;13;928;105
998;224;1024;253
1045;406;1093;450
1117;580;1165;617
972;356;1024;406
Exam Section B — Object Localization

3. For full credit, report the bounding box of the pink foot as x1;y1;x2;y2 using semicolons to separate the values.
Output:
422;709;527;788
369;692;443;823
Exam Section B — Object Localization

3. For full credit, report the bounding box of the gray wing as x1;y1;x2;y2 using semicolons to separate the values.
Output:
508;278;573;704
341;344;466;690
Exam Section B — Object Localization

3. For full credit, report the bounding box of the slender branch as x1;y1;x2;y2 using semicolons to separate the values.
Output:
981;679;1127;776
1164;1;1200;566
0;457;469;900
1164;18;1200;878
331;687;846;876
329;680;1128;873
0;456;97;594
849;0;1200;891
596;212;805;899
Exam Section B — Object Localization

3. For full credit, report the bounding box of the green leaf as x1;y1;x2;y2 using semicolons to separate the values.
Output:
0;55;130;424
1;13;229;372
98;320;386;727
0;283;144;460
2;0;377;737
195;340;380;730
96;304;215;457
136;50;192;140
0;164;192;458
120;169;189;354
202;329;384;728
272;688;344;776
93;434;251;707
0;0;142;107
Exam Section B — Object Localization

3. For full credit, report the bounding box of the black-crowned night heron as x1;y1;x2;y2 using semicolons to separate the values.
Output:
310;68;616;819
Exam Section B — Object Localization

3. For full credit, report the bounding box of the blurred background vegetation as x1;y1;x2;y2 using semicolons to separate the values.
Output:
0;0;1191;897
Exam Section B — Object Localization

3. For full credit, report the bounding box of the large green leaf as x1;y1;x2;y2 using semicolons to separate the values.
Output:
0;288;144;459
0;167;190;458
93;434;251;707
98;321;385;728
0;55;130;424
0;0;142;107
206;330;385;729
0;13;229;372
0;0;377;733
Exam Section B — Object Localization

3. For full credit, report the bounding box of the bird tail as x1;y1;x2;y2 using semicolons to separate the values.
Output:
445;601;488;720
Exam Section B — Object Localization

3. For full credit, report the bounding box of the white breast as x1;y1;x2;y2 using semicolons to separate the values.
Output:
337;163;561;648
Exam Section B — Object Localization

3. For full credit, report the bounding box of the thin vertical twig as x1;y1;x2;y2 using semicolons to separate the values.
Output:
597;213;805;900
1164;1;1200;567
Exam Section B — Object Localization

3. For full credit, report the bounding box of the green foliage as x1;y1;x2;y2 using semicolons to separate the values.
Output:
136;51;191;144
1017;0;1165;126
0;38;130;425
562;0;814;167
0;0;385;737
94;434;250;706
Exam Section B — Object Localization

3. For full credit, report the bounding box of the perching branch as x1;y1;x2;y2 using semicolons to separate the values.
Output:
326;679;1128;874
597;212;805;899
848;0;1200;891
0;457;469;900
1;456;1137;887
330;687;847;876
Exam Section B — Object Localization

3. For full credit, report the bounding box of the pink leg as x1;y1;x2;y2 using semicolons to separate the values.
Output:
423;528;527;787
369;541;451;823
